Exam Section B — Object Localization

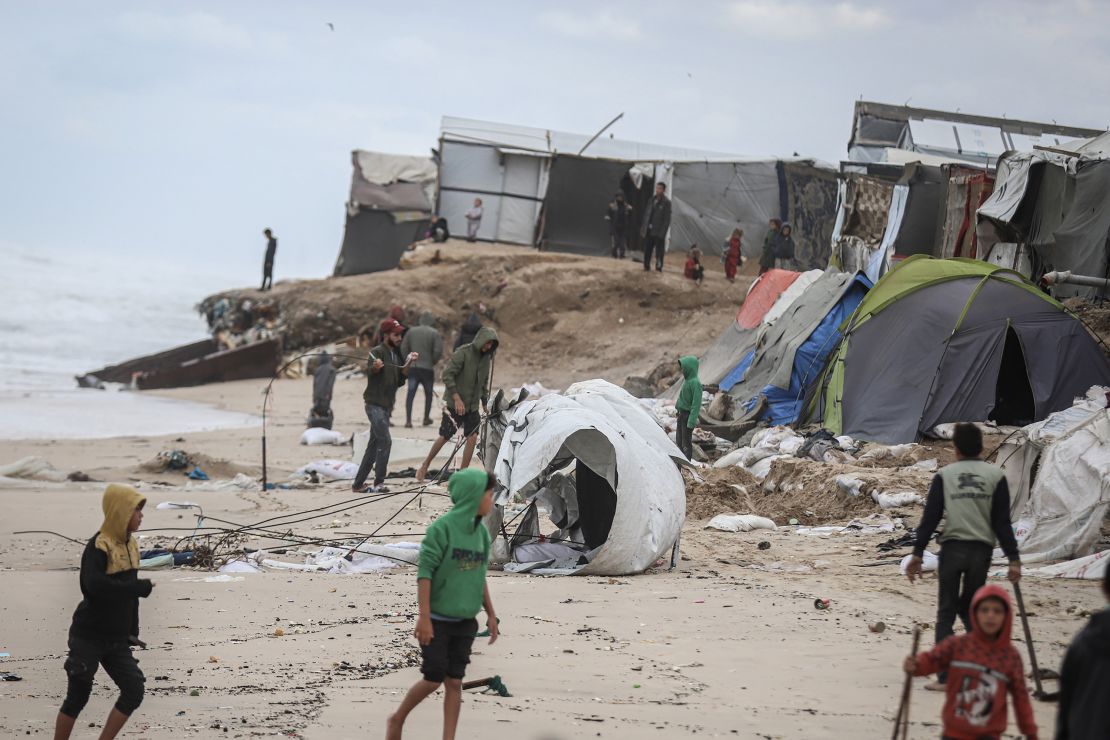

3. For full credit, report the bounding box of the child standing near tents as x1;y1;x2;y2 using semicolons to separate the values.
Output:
675;356;702;459
684;244;705;286
902;584;1038;740
724;228;743;282
387;469;499;740
465;198;483;242
54;484;154;740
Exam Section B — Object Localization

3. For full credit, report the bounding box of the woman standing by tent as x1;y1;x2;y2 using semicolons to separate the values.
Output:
724;228;743;283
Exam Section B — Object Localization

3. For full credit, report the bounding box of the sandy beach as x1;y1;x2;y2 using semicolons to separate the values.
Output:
1;368;1102;739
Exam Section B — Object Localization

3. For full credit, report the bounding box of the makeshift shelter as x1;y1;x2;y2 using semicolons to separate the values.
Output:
721;270;872;425
437;116;836;260
814;256;1110;443
995;387;1109;565
485;380;685;575
333;151;437;276
661;268;804;401
977;134;1110;298
938;168;994;259
829;172;896;275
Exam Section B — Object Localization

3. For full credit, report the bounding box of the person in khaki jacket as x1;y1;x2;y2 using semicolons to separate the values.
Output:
906;422;1022;690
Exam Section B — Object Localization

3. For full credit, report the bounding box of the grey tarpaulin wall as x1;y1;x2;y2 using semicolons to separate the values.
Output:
335;210;428;276
669;161;780;259
540;155;632;255
838;277;1110;443
784;162;839;269
1048;159;1110;292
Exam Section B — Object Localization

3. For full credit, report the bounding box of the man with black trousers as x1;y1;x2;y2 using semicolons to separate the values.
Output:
641;182;671;272
606;191;634;259
261;228;277;291
352;319;417;493
905;422;1022;690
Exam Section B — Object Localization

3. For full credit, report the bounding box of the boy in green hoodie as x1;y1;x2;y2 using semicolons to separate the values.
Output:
55;484;154;740
387;468;499;740
675;355;702;460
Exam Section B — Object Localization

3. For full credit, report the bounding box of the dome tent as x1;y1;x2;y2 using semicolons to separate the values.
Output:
814;255;1110;443
484;380;685;576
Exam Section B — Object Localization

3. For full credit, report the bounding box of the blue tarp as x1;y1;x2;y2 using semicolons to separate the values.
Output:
719;348;755;392
743;275;872;424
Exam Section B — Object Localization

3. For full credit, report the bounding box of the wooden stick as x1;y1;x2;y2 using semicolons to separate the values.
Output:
892;626;922;740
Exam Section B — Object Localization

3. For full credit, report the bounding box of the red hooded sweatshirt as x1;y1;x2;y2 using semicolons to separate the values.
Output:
911;584;1038;740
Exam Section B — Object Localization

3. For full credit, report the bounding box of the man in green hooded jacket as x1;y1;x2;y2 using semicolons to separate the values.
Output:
415;326;500;482
675;355;702;460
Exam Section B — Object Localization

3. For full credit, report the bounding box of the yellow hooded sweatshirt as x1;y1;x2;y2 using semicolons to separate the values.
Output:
96;483;146;574
69;484;153;642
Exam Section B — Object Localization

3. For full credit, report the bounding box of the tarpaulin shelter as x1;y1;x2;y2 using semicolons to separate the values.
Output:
660;269;803;401
829;172;896;275
977;133;1110;298
994;387;1110;565
814;255;1110;443
333;151;437;276
938;168;994;259
437;116;836;261
485;380;685;576
722;270;871;425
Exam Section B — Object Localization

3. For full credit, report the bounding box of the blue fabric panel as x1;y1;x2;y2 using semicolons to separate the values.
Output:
757;277;870;424
719;348;755;392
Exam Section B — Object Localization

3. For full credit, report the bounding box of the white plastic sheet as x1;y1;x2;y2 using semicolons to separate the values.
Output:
300;428;347;446
490;381;685;575
292;460;358;481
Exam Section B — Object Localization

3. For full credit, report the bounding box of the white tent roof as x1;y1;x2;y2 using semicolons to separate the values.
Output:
441;115;773;163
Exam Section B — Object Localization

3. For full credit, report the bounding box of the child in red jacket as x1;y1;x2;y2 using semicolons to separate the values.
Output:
903;584;1037;740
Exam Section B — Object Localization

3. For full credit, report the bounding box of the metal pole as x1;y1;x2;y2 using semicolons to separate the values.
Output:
1043;270;1110;289
577;112;624;156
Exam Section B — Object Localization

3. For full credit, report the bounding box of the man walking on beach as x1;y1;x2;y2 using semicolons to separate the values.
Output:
353;319;417;493
261;228;277;291
905;422;1022;690
401;313;443;428
415;326;499;483
641;182;671;272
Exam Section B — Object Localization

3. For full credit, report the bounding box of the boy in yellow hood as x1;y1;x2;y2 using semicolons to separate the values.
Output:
54;484;154;740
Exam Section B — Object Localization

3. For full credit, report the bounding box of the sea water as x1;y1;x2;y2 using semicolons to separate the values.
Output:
0;245;261;439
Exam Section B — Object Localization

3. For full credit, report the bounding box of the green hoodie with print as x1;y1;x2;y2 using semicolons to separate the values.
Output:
675;355;702;429
417;468;491;619
443;326;500;412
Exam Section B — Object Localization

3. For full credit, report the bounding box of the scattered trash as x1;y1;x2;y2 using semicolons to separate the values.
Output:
0;672;22;681
66;471;92;482
814;598;831;610
186;466;209;481
207;656;219;663
758;541;771;550
0;456;67;483
292;460;358;481
869;621;886;633
189;689;200;697
274;628;285;637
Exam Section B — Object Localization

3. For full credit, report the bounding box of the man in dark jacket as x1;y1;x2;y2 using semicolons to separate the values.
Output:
415;326;499;483
261;228;277;291
401;313;444;428
353;319;417;493
759;218;780;274
906;423;1022;689
641;182;671;272
55;484;154;740
606;192;633;259
1055;565;1110;739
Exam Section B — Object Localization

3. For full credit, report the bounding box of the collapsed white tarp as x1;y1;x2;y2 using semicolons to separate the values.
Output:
489;382;685;575
1011;406;1110;563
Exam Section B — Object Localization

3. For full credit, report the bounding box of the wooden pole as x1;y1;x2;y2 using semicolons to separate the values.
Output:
893;626;921;740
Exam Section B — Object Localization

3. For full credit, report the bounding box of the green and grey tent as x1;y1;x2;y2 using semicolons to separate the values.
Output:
812;255;1110;443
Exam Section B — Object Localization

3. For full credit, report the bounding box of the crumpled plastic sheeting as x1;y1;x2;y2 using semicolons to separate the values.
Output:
512;382;561;399
704;514;777;532
795;513;900;537
1004;550;1108;580
0;456;68;483
186;473;259;491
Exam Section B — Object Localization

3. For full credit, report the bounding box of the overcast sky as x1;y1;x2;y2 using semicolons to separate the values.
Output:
3;1;1109;283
